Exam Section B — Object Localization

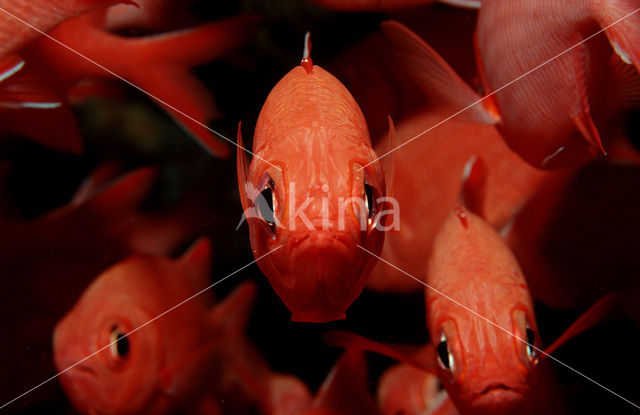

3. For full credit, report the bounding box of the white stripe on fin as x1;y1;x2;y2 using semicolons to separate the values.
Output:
438;0;481;9
0;59;25;83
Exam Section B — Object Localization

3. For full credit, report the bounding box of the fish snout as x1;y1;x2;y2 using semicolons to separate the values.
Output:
465;382;527;415
279;230;366;322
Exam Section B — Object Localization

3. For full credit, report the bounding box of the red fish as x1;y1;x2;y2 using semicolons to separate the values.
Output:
361;21;548;293
54;239;309;415
0;166;211;408
475;0;640;168
22;11;261;157
236;36;388;322
304;0;480;11
327;170;617;414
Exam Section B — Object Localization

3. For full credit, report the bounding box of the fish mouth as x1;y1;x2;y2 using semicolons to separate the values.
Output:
275;230;365;321
470;383;524;413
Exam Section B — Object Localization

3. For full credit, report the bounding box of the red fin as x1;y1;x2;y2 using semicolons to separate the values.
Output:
573;111;606;155
126;14;262;158
313;349;380;414
324;331;437;372
594;1;640;72
47;167;157;222
382;115;397;201
381;20;499;124
610;53;640;108
0;55;83;153
70;163;123;205
236;122;251;212
301;31;313;74
460;156;487;219
208;281;257;336
160;340;221;400
543;293;619;357
180;238;213;292
0;56;62;109
438;0;481;9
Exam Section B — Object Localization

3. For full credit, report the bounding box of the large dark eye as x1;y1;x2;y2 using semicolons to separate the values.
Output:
525;325;537;362
255;182;275;228
437;332;454;372
109;327;130;358
364;182;376;224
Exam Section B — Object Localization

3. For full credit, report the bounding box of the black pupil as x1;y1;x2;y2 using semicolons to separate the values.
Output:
526;327;535;345
116;333;130;357
364;183;374;218
438;339;450;369
257;186;275;225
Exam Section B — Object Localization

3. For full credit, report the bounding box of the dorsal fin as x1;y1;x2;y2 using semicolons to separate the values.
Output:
324;330;437;372
180;237;213;292
208;281;257;336
301;31;313;74
381;20;499;124
542;293;619;358
313;349;380;414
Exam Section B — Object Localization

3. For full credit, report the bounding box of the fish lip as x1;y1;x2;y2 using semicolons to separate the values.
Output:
470;383;524;408
288;230;352;261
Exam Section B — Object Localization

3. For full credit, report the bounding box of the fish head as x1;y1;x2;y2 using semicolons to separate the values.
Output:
53;246;213;415
53;264;164;415
426;209;540;414
237;65;387;322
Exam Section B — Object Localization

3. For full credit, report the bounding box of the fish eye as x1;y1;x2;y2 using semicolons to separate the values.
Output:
109;326;130;359
255;180;276;229
437;332;455;373
525;323;537;362
364;182;375;222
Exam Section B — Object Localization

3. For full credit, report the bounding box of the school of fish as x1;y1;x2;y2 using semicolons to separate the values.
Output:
0;0;639;414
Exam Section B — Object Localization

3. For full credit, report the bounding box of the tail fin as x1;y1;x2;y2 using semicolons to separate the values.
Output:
381;20;499;124
126;14;262;158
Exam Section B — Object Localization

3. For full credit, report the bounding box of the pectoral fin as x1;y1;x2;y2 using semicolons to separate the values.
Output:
324;330;437;372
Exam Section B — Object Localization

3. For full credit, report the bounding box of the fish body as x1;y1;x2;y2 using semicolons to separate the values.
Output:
425;208;538;415
368;108;547;292
476;0;640;168
237;61;386;322
53;239;305;415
